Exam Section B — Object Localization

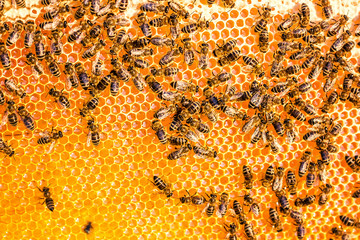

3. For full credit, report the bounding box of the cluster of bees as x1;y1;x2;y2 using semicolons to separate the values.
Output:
0;0;360;238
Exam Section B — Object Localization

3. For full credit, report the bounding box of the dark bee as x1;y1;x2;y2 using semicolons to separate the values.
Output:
159;46;183;66
62;63;79;89
244;222;256;240
6;20;23;47
135;13;152;39
34;31;45;60
181;38;195;66
330;30;351;53
48;29;63;56
47;86;70;109
286;170;298;195
242;165;253;190
150;175;173;198
278;41;302;52
294;97;317;115
17;105;34;131
193;144;217;159
128;67;146;92
82;39;106;59
299;151;311;177
217;192;229;218
294;195;316;207
278;65;301;77
140;2;168;13
0;89;4;105
250;123;266;144
74;63;89;90
301;50;321;69
339;215;360;228
254;4;272;33
151;66;179;78
37;186;54;212
327;15;348;37
154;104;177;120
128;48;153;57
67;20;93;43
42;4;70;20
285;103;306;122
0;137;15;157
321;91;339;113
212;39;237;57
37;128;63;153
308;20;329;35
265;131;281;153
178;190;205;205
329;226;350;240
151;120;167;144
40;0;55;6
299;3;310;27
80;24;101;47
25;53;44;77
145;75;163;95
122;54;150;69
277;13;300;32
86;118;100;146
303;34;326;44
276;190;290;215
44;51;60;77
4;79;26;99
203;87;224;109
207;71;233;87
223;222;238;240
269;208;283;232
149;15;168;28
261;165;275;187
290;210;303;225
24;20;35;48
168;144;192;160
295;219;306;240
249;84;267;109
283;118;298;143
306;162;316;188
220;105;247;121
168;136;188;146
203;191;217;217
84;221;93;234
315;0;333;19
323;68;338;93
73;0;89;20
117;0;129;12
168;1;190;19
150;36;174;47
272;115;284;136
1;100;18;127
181;15;210;34
0;21;8;38
345;155;359;172
39;18;68;31
0;41;10;69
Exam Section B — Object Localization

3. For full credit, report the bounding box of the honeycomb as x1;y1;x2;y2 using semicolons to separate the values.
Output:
0;0;360;239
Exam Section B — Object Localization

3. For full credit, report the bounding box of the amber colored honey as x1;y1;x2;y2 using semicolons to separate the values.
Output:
0;0;360;239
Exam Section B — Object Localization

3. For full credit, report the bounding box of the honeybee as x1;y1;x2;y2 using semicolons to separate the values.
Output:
278;41;302;52
151;66;179;78
283;118;299;143
330;30;351;53
73;0;90;20
140;2;169;13
178;190;206;205
159;46;183;66
49;30;63;56
6;20;23;47
203;191;217;217
277;13;300;32
327;15;348;37
86;118;100;146
203;87;224;109
168;144;192;160
329;226;350;240
37;186;55;211
315;0;333;19
151;120;167;144
272;167;284;192
321;91;339;113
0;41;11;69
0;137;15;157
223;222;238;240
261;165;275;187
345;155;359;172
25;53;44;77
242;114;261;133
122;54;150;69
4;79;26;99
270;50;285;77
83;221;93;234
128;48;153;57
265;131;281;153
82;39;106;59
154;104;177;120
197;42;209;70
217;192;229;218
303;34;326;44
286;170;298;195
269;208;283;232
181;38;195;66
186;117;210;134
318;183;332;205
47;86;70;109
323;68;338;93
254;4;272;33
136;12;152;39
24;20;35;48
339;215;360;228
275;190;290;215
299;3;310;27
278;64;301;78
37;128;63;153
301;50;321;69
298;151;311;177
168;1;191;19
42;4;70;20
294;219;306;240
308;20;329;35
217;49;242;67
250;122;266;144
43;51;60;77
150;175;173;198
17;105;34;131
258;29;269;53
0;100;18;128
150;36;174;47
201;100;218;123
336;56;354;72
207;71;233;87
67;20;92;43
74;63;90;90
249;83;267;109
294;97;317;115
271;76;297;96
242;165;253;189
0;89;4;105
294;195;316;207
127;66;146;92
39;18;68;31
220;105;247;121
178;124;200;143
212;39;237;57
306;161;316;188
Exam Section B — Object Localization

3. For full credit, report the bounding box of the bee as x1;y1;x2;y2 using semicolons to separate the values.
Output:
181;38;195;66
212;39;237;57
222;84;237;102
223;222;238;240
186;117;209;134
150;36;174;47
308;20;329;35
40;0;56;6
278;41;302;52
242;165;253;189
168;1;190;19
168;136;188;146
0;41;10;69
140;1;168;13
39;18;68;31
323;68;338;93
37;128;63;153
154;104;177;120
244;222;256;240
197;42;209;70
270;50;285;77
0;21;9;37
82;39;106;59
299;151;311;177
218;50;243;68
128;48;153;57
286;170;298;195
278;64;301;78
290;210;303;225
149;14;169;28
269;208;283;232
42;4;70;20
316;160;327;183
321;91;339;113
33;31;45;60
86;118;100;146
168;144;192;160
260;165;275;187
330;30;351;53
302;34;326;44
122;54;150;69
4;79;26;99
318;183;332;205
299;3;310;27
159;46;183;66
178;190;206;205
306;161;316;188
294;97;317;115
240;55;264;78
249;84;267;109
258;29;269;53
181;15;210;34
250;122;266;144
73;0;90;20
275;190;290;215
201;100;218;123
339;215;360;228
202;191;217;217
17;105;35;131
207;0;215;5
294;195;316;207
345;155;359;172
37;186;55;211
135;13;152;39
151;66;179;78
127;67;146;92
0;100;18;127
150;175;173;198
336;56;354;72
221;0;235;8
203;87;224;109
294;219;306;240
25;53;44;77
151;120;167;144
217;192;229;218
0;89;4;105
23;20;35;48
43;51;60;77
265;131;281;153
254;4;272;33
6;20;23;47
277;13;300;32
272;167;284;192
315;0;333;19
207;71;233;87
329;226;350;240
83;221;93;234
242;114;261;133
220;105;247;121
285;103;306;121
159;91;182;103
74;63;89;90
282;118;297;143
301;50;321;69
47;86;70;108
0;137;15;157
67;20;92;43
327;15;348;37
243;194;260;217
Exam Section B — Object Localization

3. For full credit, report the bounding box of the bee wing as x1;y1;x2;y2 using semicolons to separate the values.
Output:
272;139;282;151
76;31;87;44
39;130;50;138
86;131;92;147
68;25;82;35
46;140;56;154
92;52;101;73
97;3;111;16
242;65;254;73
0;111;9;127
